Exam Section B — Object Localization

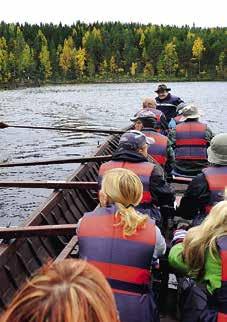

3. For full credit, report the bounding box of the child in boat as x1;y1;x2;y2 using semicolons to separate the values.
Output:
0;259;119;322
169;198;227;322
78;168;166;322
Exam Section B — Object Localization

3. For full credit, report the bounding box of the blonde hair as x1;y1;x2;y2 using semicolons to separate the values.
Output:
0;259;119;322
101;168;148;237
143;97;157;109
183;199;227;278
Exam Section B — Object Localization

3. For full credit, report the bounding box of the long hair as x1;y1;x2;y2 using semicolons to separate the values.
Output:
183;199;227;278
0;259;119;322
101;168;148;236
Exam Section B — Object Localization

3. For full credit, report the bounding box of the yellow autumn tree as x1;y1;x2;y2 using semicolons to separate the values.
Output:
143;62;154;77
109;56;118;75
192;37;206;74
59;36;75;76
130;62;137;77
74;47;86;77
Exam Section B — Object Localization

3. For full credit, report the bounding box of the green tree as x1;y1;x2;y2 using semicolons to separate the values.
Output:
0;37;10;82
39;44;52;80
158;41;179;76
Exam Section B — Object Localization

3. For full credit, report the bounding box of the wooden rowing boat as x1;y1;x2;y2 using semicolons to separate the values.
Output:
0;128;188;321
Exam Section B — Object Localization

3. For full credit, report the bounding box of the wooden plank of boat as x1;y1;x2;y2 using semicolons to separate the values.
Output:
0;125;188;322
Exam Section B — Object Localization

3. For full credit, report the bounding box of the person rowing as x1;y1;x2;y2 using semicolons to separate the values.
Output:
176;133;227;225
134;97;168;134
98;130;175;225
131;111;175;177
78;168;166;322
169;104;214;177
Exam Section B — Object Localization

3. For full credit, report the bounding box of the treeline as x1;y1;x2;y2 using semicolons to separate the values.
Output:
0;21;226;86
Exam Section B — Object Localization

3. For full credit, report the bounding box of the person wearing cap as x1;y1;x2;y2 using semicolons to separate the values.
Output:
98;130;175;226
131;111;175;176
169;104;214;177
154;84;185;124
134;97;168;134
176;133;227;224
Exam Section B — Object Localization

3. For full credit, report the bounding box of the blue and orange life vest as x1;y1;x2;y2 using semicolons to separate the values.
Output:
175;121;208;160
142;130;168;166
99;160;154;204
202;166;227;214
216;236;227;322
78;204;156;295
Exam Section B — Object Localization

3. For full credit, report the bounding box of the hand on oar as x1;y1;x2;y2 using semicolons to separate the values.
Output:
0;121;125;134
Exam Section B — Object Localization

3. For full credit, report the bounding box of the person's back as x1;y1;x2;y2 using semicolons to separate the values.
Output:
169;199;227;322
99;130;175;224
79;168;166;322
176;134;227;224
0;259;119;322
170;104;213;177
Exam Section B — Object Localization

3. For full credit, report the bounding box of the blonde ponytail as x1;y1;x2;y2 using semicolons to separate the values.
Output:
101;168;148;237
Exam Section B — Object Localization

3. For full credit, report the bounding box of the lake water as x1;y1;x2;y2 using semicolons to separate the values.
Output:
0;81;226;225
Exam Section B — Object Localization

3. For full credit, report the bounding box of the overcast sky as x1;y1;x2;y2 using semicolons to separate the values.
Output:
1;0;226;27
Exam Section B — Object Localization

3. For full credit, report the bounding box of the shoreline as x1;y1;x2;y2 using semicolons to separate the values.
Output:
0;77;226;91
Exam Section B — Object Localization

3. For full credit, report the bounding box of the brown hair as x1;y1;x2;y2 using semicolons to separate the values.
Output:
1;259;119;322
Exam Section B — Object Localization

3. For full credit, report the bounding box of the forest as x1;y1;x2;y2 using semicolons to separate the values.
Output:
0;21;226;87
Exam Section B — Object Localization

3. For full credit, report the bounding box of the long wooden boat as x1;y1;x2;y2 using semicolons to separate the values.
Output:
0;128;188;321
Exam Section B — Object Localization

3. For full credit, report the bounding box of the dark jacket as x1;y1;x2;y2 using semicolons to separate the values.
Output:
155;93;184;106
155;94;184;123
112;149;175;209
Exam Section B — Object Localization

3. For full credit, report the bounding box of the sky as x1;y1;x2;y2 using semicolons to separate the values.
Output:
1;0;226;27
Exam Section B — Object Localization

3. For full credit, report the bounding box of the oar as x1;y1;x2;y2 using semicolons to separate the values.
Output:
0;224;78;239
0;181;98;189
0;155;112;168
0;122;125;134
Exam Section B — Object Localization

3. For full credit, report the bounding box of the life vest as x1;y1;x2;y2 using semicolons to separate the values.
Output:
216;236;227;322
99;160;154;204
175;121;208;160
78;204;156;295
143;130;168;166
202;166;227;214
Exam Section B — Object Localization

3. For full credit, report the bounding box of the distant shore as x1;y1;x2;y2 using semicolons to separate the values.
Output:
0;76;226;91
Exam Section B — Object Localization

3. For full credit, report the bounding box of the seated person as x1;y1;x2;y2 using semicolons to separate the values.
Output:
135;97;168;134
169;104;214;177
78;168;166;322
176;133;227;225
99;130;175;224
132;111;175;176
169;199;227;322
154;84;184;124
1;259;119;322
